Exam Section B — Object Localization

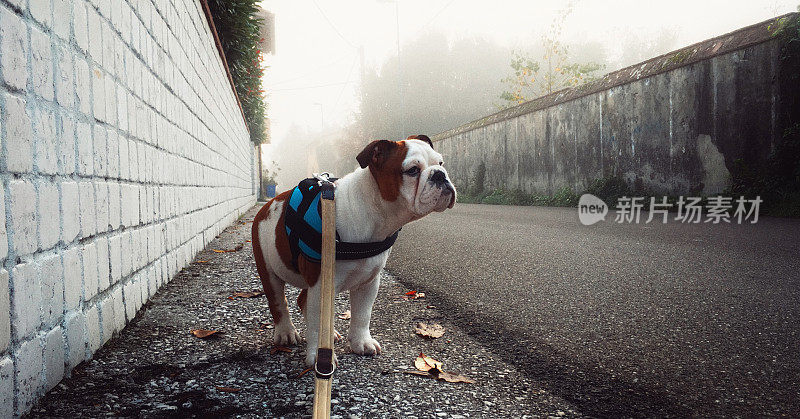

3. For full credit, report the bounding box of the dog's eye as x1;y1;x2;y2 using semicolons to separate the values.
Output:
404;167;420;176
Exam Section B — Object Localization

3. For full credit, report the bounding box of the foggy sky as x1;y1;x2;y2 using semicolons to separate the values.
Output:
259;0;797;150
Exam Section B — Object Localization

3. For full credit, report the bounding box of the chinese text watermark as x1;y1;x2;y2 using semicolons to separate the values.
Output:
578;194;762;225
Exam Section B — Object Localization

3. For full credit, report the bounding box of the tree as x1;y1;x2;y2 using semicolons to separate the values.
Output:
499;4;604;108
357;32;508;142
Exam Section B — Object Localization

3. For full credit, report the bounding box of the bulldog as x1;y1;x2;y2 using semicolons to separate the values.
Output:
252;135;456;366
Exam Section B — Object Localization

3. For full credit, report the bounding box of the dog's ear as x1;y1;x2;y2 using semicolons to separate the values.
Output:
356;140;395;169
407;135;433;149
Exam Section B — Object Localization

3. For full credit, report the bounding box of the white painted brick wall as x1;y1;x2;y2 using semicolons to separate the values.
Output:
1;0;257;414
34;108;58;175
55;45;75;109
99;296;114;344
0;6;28;91
38;181;60;250
81;241;98;301
77;180;95;237
76;121;92;175
30;0;52;29
74;57;91;115
43;327;65;392
39;253;64;327
62;247;81;311
14;335;44;415
30;26;54;101
60;181;80;243
52;0;70;41
94;181;109;233
0;186;6;260
84;304;101;353
3;94;34;174
58;116;76;175
9;181;37;256
63;311;87;370
0;356;13;418
96;237;110;292
0;270;8;352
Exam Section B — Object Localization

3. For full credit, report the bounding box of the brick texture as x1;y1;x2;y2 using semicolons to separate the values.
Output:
0;0;256;414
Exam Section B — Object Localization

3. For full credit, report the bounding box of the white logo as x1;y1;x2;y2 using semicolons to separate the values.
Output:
578;194;608;225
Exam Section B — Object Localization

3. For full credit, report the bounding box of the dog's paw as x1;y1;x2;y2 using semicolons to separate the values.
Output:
349;336;382;356
273;325;302;346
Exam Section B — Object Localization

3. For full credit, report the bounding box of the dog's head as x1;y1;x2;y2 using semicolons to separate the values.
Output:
356;135;456;216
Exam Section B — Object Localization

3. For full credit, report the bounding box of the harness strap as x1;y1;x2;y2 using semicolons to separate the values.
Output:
286;185;318;270
284;176;401;271
335;229;400;260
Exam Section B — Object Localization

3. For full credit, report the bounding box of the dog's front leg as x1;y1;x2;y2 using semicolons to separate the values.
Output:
303;282;341;367
348;274;382;356
303;282;321;366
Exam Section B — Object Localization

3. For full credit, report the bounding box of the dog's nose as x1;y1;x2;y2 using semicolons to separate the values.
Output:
430;170;447;185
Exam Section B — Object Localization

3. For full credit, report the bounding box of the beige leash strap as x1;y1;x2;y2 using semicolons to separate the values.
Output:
313;176;336;419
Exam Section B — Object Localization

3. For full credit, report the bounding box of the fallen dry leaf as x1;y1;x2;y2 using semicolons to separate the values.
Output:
438;371;476;384
215;386;241;393
196;260;208;263
191;329;220;339
230;290;264;299
296;367;313;378
338;310;351;320
401;291;426;300
404;370;433;378
415;322;445;339
211;245;243;253
414;353;443;372
407;352;475;384
270;346;293;355
403;370;475;384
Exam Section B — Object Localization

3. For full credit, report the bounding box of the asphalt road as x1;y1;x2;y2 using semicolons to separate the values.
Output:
385;203;800;417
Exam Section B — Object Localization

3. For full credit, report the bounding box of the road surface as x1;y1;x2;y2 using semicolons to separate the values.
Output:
386;203;800;417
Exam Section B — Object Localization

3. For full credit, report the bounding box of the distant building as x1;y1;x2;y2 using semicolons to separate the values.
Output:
256;7;276;55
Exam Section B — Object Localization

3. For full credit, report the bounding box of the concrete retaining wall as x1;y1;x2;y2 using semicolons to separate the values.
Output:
0;0;256;415
433;14;800;197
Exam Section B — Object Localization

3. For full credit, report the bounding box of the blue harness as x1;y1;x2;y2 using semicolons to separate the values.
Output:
284;177;400;270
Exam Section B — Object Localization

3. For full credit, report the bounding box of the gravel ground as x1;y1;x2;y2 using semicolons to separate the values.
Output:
29;205;579;418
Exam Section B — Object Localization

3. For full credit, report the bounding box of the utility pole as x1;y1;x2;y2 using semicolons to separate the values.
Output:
358;46;365;84
313;102;324;131
394;0;404;139
378;0;404;138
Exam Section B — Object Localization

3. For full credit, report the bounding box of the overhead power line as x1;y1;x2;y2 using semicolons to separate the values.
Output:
268;80;358;93
421;0;458;30
267;54;353;86
311;0;358;50
333;55;359;110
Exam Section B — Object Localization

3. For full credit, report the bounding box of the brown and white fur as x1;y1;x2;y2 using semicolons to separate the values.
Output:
252;136;456;366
